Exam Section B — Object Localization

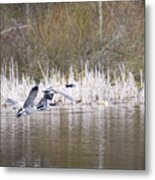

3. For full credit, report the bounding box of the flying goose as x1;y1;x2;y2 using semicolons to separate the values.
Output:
48;87;75;102
37;89;54;111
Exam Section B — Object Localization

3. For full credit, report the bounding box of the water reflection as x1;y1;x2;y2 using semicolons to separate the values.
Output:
0;105;144;169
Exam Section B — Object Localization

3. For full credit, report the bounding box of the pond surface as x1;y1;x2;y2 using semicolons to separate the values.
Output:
0;104;145;169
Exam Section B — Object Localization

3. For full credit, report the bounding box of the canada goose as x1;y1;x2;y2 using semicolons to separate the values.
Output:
37;90;54;111
47;87;75;102
37;86;75;110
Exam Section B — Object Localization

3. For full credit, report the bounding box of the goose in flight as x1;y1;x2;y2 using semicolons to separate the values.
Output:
46;87;75;102
37;89;54;111
37;87;75;110
16;86;39;118
11;85;75;117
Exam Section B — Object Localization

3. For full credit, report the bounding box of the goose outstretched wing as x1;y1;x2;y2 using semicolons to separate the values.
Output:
50;88;75;101
23;86;39;108
37;97;47;110
5;98;18;106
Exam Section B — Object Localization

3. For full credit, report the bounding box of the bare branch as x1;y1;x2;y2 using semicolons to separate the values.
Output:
0;24;31;35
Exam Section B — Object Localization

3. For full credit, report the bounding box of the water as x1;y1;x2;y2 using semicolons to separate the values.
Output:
0;105;145;169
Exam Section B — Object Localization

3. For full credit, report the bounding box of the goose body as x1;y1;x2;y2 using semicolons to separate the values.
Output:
37;91;54;111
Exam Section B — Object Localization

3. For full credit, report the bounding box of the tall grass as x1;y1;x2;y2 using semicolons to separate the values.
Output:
1;59;144;107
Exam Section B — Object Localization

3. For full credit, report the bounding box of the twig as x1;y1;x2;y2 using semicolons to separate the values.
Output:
0;24;31;35
37;60;46;79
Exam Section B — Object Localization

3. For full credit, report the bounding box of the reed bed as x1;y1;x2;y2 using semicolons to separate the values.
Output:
1;59;144;108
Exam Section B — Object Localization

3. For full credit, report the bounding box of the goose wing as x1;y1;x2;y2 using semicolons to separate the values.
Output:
23;86;39;108
5;98;18;106
37;97;47;110
51;88;75;101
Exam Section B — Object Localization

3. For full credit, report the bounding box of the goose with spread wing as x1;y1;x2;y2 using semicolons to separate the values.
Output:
46;87;75;102
36;86;75;110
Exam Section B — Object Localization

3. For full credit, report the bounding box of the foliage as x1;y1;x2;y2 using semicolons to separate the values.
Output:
0;1;144;78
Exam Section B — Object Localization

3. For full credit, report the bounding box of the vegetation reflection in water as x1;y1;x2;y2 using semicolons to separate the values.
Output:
0;105;144;169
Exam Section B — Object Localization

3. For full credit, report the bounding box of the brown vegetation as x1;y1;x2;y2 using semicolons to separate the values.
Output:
0;1;144;79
